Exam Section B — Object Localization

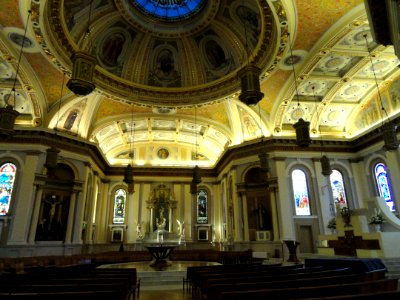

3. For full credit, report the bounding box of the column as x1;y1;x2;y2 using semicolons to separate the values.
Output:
8;153;40;245
28;186;42;243
64;192;77;244
269;186;280;241
126;192;135;243
313;158;334;234
275;158;295;240
72;191;84;244
240;192;249;241
350;158;369;208
96;179;110;243
385;150;400;214
168;206;173;232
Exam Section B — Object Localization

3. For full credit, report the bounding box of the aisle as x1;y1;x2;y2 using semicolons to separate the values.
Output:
139;285;189;300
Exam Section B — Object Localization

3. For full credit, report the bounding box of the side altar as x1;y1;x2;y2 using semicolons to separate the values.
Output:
318;197;400;258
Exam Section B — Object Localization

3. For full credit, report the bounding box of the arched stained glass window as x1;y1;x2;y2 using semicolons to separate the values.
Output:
197;189;208;224
113;189;127;224
374;163;395;211
330;169;347;208
0;163;17;216
291;169;311;216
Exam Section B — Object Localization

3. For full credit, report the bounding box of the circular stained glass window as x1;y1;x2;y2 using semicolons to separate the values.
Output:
133;0;205;21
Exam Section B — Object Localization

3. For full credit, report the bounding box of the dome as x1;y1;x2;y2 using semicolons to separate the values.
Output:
55;0;277;106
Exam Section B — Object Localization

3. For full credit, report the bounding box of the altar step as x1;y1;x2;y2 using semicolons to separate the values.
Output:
138;269;186;287
382;258;400;279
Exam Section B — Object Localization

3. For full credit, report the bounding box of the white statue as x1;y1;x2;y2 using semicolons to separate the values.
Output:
177;219;185;236
136;221;143;240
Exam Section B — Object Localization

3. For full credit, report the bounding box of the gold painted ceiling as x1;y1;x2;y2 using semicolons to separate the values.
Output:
0;0;399;167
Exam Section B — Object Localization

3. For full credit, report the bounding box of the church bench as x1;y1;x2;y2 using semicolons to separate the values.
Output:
218;278;398;300
0;267;137;300
205;272;386;300
302;289;400;299
188;263;302;287
0;289;126;299
195;267;353;297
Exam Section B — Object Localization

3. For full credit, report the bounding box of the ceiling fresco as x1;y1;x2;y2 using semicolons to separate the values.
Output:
0;0;399;167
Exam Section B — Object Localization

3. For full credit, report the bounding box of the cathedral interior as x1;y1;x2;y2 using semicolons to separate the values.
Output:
0;0;400;267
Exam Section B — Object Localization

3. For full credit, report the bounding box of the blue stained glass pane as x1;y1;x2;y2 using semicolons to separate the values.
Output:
133;0;205;21
374;163;395;211
0;163;16;216
113;189;126;223
292;169;311;216
330;169;347;209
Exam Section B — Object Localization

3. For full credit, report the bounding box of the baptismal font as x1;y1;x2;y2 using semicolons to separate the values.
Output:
143;184;181;269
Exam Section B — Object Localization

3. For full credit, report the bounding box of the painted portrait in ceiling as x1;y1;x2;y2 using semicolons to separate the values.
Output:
148;46;181;87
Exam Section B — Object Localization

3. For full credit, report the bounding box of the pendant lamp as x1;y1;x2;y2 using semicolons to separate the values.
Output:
364;34;399;151
67;1;97;96
0;11;32;138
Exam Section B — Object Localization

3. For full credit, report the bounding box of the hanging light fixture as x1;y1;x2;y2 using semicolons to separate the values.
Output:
0;10;32;138
191;106;201;195
123;110;135;193
364;34;399;151
288;33;311;147
237;1;263;107
45;73;66;171
66;1;97;96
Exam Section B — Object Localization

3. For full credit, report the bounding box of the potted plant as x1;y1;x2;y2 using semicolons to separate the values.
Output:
369;209;385;232
327;218;336;234
340;207;352;227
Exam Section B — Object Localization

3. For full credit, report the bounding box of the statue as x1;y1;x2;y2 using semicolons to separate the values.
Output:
177;219;185;244
136;221;143;240
176;219;185;236
156;207;166;231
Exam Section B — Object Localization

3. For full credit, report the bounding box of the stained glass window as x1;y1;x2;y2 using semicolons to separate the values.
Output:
374;163;395;211
292;169;311;216
330;169;347;208
197;189;208;224
113;189;127;224
0;163;16;216
133;0;205;21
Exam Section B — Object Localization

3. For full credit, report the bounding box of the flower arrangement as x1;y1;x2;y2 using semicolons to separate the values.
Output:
340;206;352;227
327;218;336;230
369;209;385;225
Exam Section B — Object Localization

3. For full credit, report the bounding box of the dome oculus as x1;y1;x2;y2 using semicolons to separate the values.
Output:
132;0;205;21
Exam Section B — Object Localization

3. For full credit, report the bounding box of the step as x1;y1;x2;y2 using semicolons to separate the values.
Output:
138;270;186;286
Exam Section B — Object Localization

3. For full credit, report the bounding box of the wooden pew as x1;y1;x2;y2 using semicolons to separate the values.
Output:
218;278;398;300
0;266;137;300
206;271;386;300
303;289;400;299
197;267;353;298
